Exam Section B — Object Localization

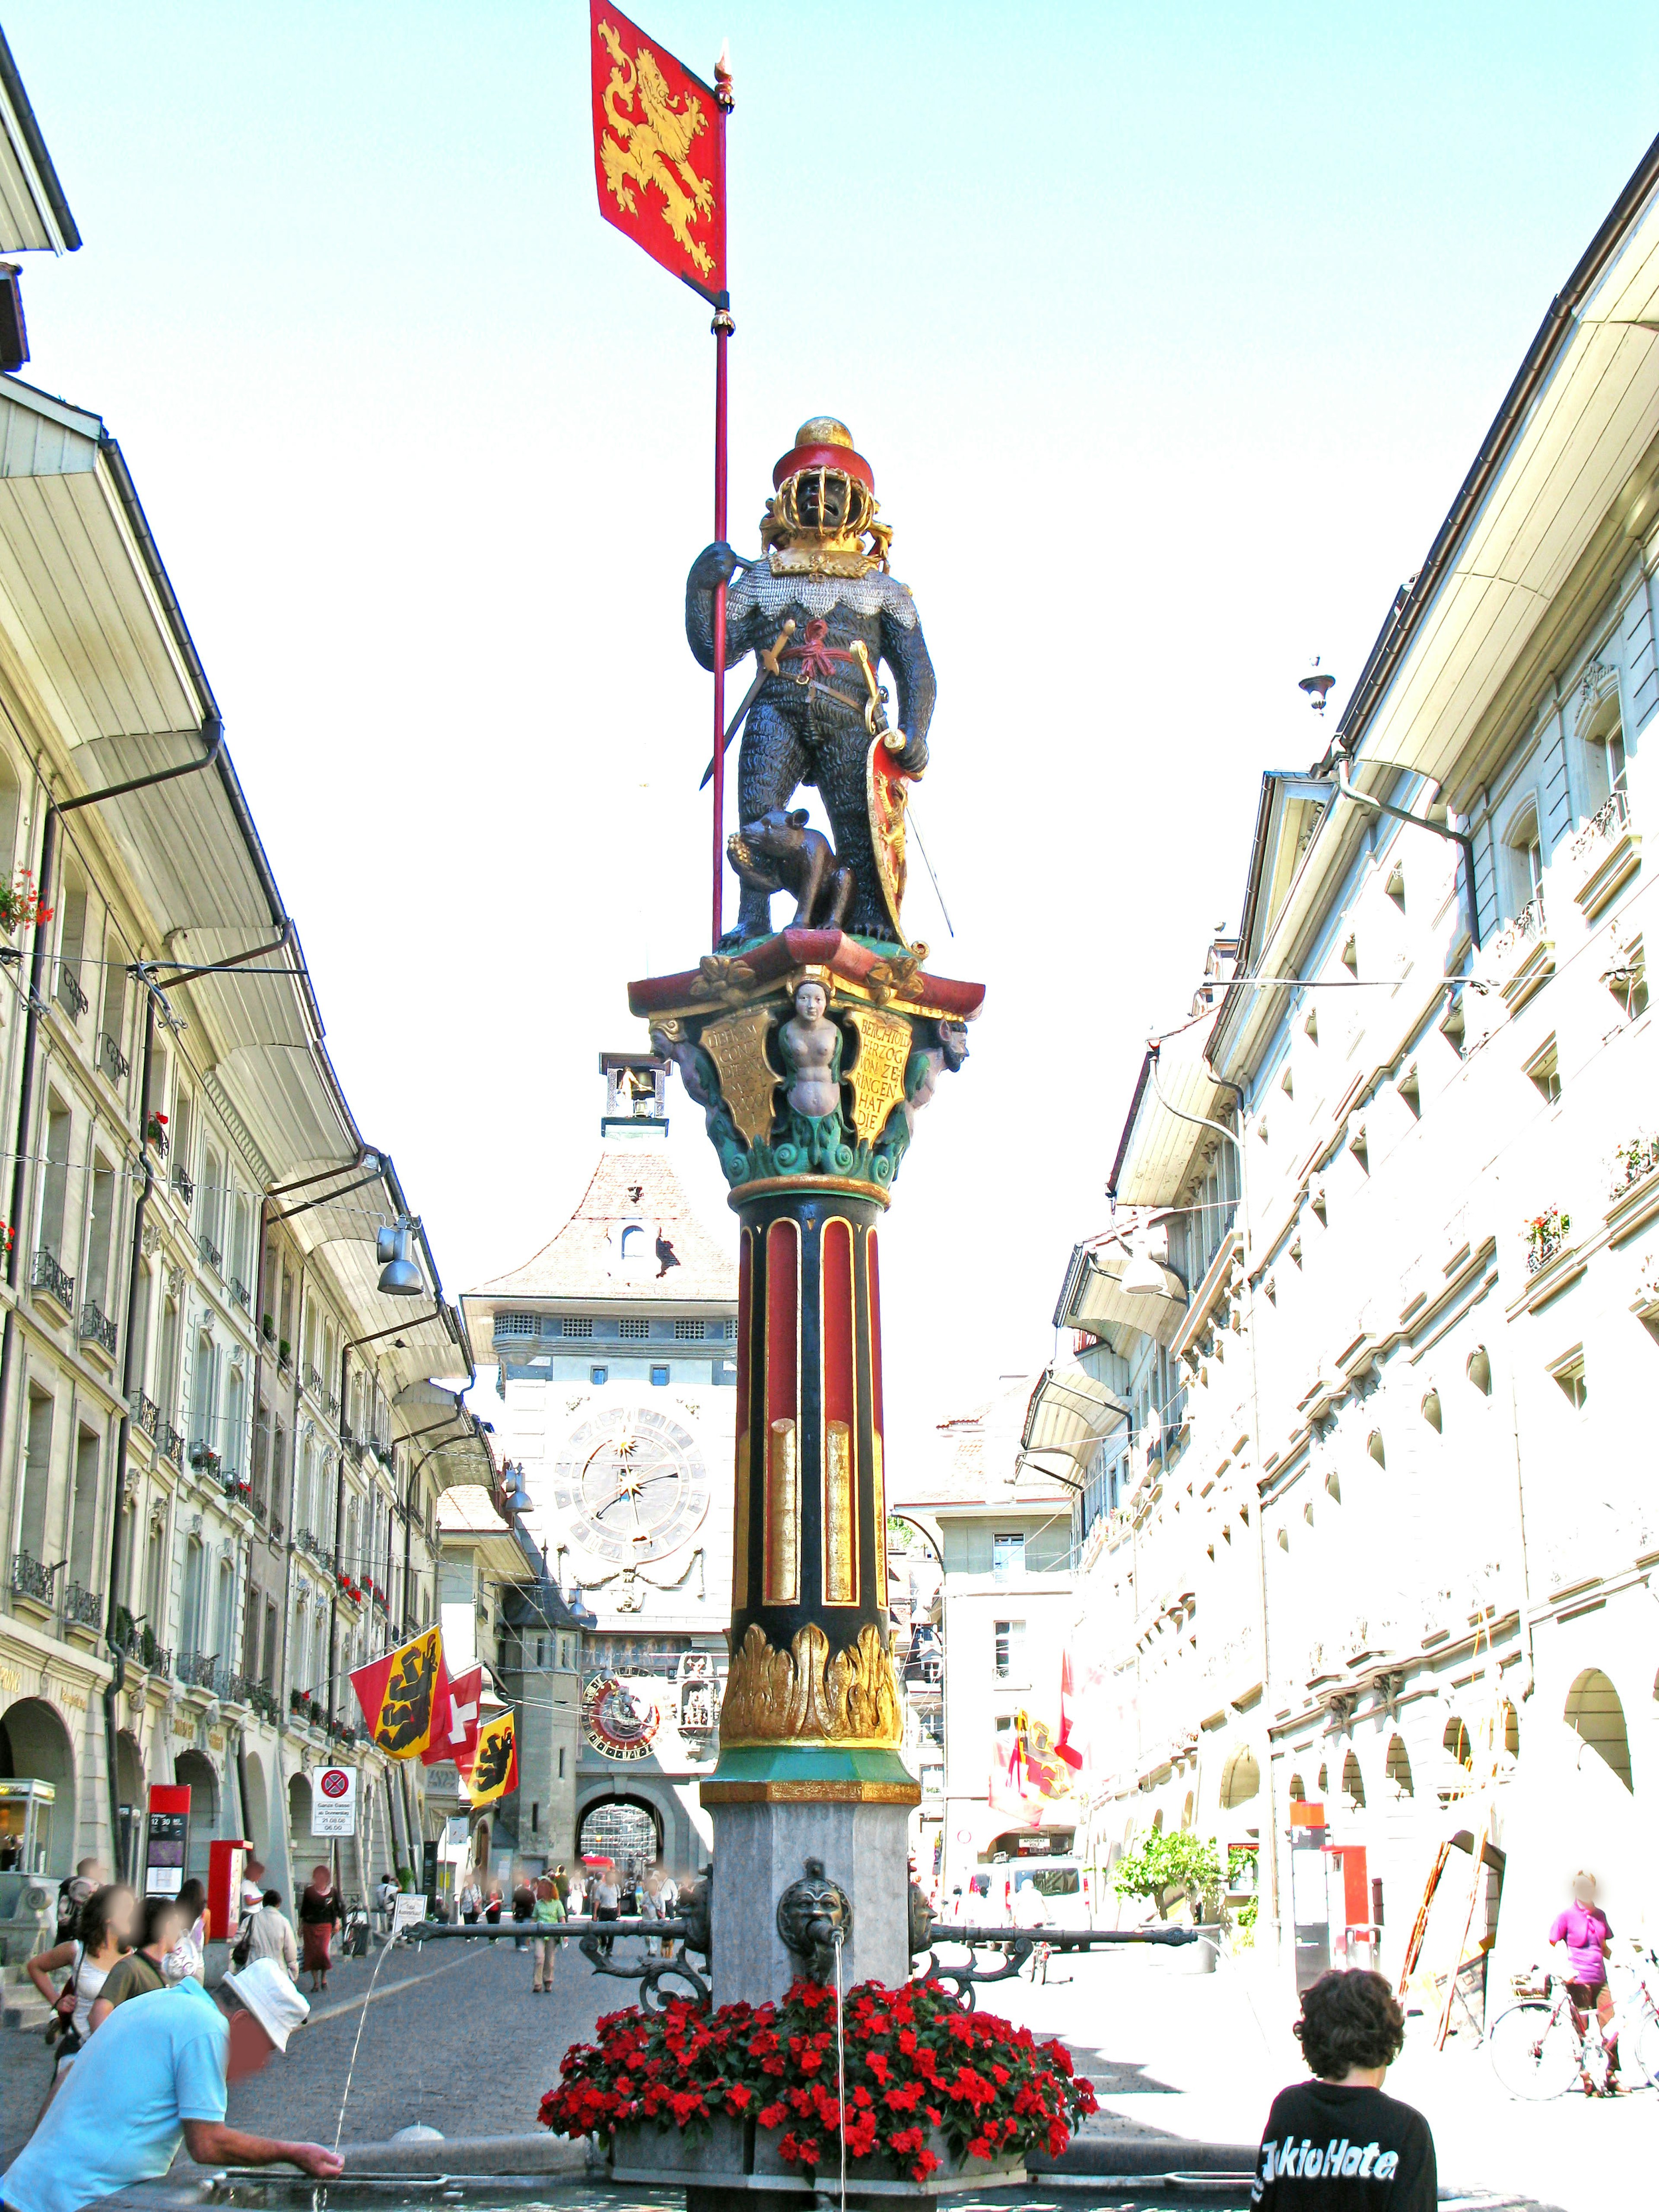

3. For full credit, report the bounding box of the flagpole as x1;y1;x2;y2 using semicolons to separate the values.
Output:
711;47;734;950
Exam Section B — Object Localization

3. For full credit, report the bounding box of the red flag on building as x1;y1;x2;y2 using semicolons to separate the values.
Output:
1055;1648;1084;1770
590;2;726;303
349;1627;448;1761
422;1663;483;1773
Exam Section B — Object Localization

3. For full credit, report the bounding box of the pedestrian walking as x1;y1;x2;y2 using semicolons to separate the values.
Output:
89;1895;184;2026
239;1858;267;1923
566;1871;586;1920
459;1876;481;1925
530;1878;566;1993
55;1861;102;1941
483;1886;502;1925
656;1866;679;1958
1548;1869;1621;2090
235;1891;299;1982
511;1872;535;1952
296;1863;344;1994
26;1883;136;2111
1251;1969;1436;2208
162;1879;207;1985
0;1955;341;2210
594;1868;620;1958
640;1870;661;1956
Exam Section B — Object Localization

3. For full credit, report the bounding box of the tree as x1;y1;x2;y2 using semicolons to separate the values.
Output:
1112;1829;1224;1921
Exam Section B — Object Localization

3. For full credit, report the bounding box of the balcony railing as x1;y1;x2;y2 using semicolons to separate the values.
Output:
171;1168;194;1205
304;1362;324;1396
130;1391;161;1441
268;1513;284;1545
290;1688;319;1725
112;1608;170;1675
222;1471;254;1509
10;1549;60;1603
221;1671;254;1708
31;1246;74;1311
197;1232;222;1274
98;1031;130;1085
1490;893;1546;966
249;1682;280;1725
79;1298;118;1358
1570;785;1632;867
159;1421;184;1465
373;1442;395;1471
176;1650;223;1695
54;965;88;1021
62;1580;102;1630
229;1277;251;1313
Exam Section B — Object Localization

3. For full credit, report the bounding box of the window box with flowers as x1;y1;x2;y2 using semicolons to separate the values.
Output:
0;869;51;937
1610;1133;1659;1202
188;1442;222;1477
541;1979;1094;2190
1525;1206;1571;1276
338;1575;363;1607
145;1111;169;1155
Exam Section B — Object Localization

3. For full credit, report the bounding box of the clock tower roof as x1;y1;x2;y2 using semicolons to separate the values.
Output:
463;1140;735;1315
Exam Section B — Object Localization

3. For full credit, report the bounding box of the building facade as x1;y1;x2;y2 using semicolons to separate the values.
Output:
0;79;493;1951
461;1055;736;1881
1051;139;1659;1987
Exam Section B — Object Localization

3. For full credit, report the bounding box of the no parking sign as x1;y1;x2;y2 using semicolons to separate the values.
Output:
310;1766;357;1837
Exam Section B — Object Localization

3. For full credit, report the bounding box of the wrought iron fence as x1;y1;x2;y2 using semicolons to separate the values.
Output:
197;1232;222;1274
229;1277;251;1312
1570;785;1632;866
1491;893;1547;965
62;1580;102;1630
171;1168;194;1205
176;1650;223;1694
55;965;88;1021
31;1246;74;1309
112;1606;168;1674
10;1549;60;1602
130;1390;161;1440
98;1031;130;1084
160;1421;184;1464
79;1299;118;1357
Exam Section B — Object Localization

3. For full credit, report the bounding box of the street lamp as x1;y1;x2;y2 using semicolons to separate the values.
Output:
376;1220;423;1297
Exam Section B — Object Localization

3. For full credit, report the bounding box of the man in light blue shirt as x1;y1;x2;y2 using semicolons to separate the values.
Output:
1;1958;341;2212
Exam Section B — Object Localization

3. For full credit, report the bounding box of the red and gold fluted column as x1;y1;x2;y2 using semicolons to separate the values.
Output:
630;927;981;1993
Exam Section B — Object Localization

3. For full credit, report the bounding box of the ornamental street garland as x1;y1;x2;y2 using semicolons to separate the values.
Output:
538;1976;1096;2183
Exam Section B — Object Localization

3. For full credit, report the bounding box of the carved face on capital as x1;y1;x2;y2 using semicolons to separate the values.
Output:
793;982;827;1026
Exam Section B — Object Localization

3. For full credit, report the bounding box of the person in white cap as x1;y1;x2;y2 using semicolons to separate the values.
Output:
0;1957;342;2212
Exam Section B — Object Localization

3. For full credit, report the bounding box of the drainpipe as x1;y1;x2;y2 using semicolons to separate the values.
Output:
102;978;156;1870
1332;756;1482;953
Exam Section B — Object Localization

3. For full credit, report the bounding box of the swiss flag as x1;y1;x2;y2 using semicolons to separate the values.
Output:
1055;1649;1084;1771
423;1664;482;1773
590;2;726;303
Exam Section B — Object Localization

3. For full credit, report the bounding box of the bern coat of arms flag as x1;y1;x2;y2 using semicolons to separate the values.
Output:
467;1710;519;1807
589;1;726;302
349;1627;450;1761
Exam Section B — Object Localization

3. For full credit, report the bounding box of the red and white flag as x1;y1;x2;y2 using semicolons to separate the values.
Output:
590;2;726;303
423;1663;482;1773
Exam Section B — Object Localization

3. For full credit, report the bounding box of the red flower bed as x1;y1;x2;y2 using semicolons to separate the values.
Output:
539;1977;1095;2182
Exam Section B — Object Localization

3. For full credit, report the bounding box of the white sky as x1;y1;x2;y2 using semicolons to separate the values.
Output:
9;2;1658;1471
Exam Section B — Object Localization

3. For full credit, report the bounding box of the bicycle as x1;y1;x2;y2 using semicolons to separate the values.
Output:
1488;1958;1659;2098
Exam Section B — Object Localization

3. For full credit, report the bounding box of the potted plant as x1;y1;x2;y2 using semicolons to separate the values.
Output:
1525;1206;1570;1274
540;1979;1095;2188
145;1110;168;1153
0;868;52;937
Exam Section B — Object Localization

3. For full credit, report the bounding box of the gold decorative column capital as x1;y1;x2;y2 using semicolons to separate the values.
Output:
719;1619;904;1749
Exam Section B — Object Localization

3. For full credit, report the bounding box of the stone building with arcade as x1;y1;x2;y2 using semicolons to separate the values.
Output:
1049;138;1659;1992
461;1055;737;1882
0;55;495;1958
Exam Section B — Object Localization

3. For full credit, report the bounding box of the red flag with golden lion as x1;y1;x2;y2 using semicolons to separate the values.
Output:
590;3;726;303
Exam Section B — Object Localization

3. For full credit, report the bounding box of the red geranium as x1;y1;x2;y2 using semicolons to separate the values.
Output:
539;1979;1096;2177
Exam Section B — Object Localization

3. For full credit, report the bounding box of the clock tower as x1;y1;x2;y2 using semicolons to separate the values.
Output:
461;1054;737;1879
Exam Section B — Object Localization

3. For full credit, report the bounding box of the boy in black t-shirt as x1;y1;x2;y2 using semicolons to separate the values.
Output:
1252;1970;1436;2209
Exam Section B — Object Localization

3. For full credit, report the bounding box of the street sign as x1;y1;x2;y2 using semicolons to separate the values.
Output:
310;1766;357;1837
144;1783;191;1897
392;1891;427;1932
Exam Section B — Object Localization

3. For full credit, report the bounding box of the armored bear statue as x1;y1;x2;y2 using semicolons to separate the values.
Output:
686;416;936;945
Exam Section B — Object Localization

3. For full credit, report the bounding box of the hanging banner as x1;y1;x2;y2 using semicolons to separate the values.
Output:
310;1765;357;1838
467;1711;519;1807
349;1627;448;1759
589;1;726;302
423;1663;482;1773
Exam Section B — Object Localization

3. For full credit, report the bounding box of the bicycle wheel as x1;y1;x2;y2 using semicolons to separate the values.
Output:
1487;2001;1581;2099
1631;2006;1659;2088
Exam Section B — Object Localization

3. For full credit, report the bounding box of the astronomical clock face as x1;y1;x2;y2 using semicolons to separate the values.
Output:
582;1674;662;1761
550;1406;709;1567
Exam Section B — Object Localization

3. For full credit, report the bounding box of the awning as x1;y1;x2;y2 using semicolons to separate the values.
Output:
1020;1363;1129;1490
1054;1240;1188;1348
1109;1031;1234;1208
0;29;79;252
